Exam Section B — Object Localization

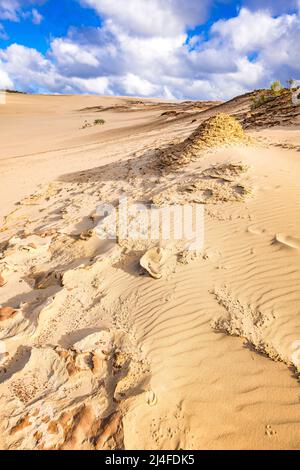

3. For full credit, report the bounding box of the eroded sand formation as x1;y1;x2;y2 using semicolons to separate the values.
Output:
242;89;300;129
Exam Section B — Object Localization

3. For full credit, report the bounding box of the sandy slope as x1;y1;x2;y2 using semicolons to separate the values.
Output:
0;93;300;450
0;93;217;223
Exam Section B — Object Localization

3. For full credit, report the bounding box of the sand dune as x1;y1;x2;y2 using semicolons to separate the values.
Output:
0;92;300;450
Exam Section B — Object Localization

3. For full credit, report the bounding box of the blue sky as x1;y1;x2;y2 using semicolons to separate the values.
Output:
0;0;299;99
0;1;101;53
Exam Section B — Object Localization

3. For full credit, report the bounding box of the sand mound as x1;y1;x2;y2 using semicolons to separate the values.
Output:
159;113;250;168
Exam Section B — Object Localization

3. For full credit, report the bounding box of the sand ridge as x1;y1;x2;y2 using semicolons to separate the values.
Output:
0;93;300;449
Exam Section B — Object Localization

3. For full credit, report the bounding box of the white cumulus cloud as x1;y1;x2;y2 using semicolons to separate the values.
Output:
0;0;45;23
80;0;212;37
31;7;43;24
0;3;299;99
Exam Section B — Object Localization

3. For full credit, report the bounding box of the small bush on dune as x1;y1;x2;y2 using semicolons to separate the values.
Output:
81;118;106;129
270;80;284;95
94;119;105;125
251;80;286;110
251;93;270;109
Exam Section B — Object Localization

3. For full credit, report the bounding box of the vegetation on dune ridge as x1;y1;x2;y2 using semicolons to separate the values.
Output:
251;79;299;110
94;119;105;125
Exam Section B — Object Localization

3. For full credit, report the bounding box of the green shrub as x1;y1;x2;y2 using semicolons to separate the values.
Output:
251;93;270;109
94;119;105;125
251;81;287;110
81;118;106;130
270;80;284;95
